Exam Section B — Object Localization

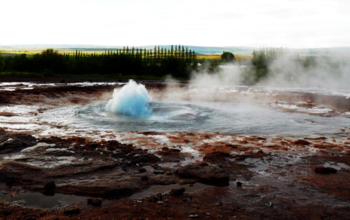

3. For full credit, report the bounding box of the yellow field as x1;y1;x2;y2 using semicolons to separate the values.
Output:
197;54;252;60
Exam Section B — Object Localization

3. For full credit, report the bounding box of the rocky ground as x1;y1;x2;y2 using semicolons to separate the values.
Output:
0;81;350;219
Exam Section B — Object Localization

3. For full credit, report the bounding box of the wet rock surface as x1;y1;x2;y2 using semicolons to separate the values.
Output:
175;165;229;184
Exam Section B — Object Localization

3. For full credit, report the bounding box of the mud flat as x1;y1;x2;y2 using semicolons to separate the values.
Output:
0;82;350;219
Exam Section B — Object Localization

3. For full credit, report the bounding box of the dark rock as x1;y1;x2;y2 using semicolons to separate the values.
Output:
44;181;56;190
152;193;163;202
203;152;230;162
139;168;146;173
63;208;80;215
131;153;160;164
237;182;242;187
175;165;229;183
292;140;311;145
170;188;185;196
198;162;209;166
3;210;11;216
141;176;149;181
0;134;37;154
87;198;103;206
315;166;337;174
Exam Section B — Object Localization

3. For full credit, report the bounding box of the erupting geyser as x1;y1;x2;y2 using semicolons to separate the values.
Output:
105;80;152;118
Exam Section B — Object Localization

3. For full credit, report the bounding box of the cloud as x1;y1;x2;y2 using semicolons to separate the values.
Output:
0;0;349;47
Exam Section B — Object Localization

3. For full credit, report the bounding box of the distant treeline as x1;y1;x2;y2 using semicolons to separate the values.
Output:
0;45;197;79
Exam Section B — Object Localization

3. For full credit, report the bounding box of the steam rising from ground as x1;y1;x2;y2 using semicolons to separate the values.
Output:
105;80;152;117
260;51;350;89
156;50;350;103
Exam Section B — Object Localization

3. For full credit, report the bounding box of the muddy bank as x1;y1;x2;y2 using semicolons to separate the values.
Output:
0;129;349;219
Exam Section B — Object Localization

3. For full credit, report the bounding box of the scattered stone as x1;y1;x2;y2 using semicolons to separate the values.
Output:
87;198;102;206
170;188;185;196
189;214;198;218
166;171;173;175
206;213;211;216
157;201;164;204
315;166;337;174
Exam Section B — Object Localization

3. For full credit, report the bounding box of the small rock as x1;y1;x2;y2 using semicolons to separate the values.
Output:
292;140;311;145
170;188;185;196
189;214;198;218
166;171;173;175
315;166;337;174
44;181;56;190
157;201;164;204
216;202;223;206
139;168;146;173
206;213;211;216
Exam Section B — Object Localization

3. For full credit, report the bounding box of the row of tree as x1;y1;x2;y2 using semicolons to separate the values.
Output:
0;45;197;79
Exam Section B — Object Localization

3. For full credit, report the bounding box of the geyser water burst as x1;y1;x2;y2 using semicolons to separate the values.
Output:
105;80;152;117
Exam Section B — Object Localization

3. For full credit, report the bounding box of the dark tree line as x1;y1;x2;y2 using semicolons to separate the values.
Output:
1;45;197;79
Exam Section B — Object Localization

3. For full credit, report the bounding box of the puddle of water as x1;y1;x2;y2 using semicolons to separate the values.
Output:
3;191;88;209
21;142;56;152
129;183;212;199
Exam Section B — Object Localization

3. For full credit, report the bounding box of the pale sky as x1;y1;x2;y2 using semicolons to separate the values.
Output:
1;0;350;48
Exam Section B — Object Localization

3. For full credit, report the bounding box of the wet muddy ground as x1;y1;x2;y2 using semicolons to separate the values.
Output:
0;81;350;219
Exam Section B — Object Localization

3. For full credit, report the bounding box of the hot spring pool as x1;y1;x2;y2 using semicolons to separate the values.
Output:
39;100;350;135
36;80;350;136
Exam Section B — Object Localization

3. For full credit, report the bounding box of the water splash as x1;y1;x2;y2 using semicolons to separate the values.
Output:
105;80;152;118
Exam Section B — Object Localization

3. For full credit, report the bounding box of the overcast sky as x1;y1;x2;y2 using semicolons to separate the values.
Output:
1;0;350;48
